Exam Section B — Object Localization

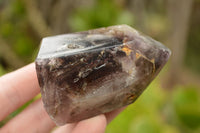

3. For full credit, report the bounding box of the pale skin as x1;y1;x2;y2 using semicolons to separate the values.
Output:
0;63;125;133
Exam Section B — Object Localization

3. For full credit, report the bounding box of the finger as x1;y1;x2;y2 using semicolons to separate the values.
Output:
72;114;107;133
105;106;126;123
52;123;77;133
52;107;126;133
0;63;40;121
0;99;55;133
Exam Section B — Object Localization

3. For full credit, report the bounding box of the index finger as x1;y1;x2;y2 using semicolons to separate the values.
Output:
0;63;40;121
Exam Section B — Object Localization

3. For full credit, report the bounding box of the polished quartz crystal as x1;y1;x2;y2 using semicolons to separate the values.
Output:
35;25;171;126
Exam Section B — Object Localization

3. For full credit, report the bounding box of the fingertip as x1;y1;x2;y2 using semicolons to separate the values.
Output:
105;106;126;124
52;123;77;133
72;114;107;133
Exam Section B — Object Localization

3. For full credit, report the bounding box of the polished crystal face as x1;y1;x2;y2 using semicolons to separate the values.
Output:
37;34;122;59
35;25;171;126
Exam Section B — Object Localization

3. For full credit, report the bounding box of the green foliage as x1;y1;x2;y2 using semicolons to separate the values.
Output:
14;36;34;57
0;0;200;132
69;0;134;31
130;117;161;133
185;0;200;74
173;87;200;129
106;82;200;133
0;64;6;76
0;0;37;62
0;22;14;37
11;0;25;17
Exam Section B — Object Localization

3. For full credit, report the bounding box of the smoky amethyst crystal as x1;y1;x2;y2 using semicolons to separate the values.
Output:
35;25;171;126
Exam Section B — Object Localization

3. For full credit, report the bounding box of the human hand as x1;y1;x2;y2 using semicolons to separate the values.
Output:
0;63;125;133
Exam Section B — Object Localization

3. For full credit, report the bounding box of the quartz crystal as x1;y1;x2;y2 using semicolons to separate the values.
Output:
35;25;171;126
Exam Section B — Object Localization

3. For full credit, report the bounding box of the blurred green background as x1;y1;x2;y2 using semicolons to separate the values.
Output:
0;0;200;132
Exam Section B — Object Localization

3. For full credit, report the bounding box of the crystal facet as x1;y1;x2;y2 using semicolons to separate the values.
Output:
35;25;171;126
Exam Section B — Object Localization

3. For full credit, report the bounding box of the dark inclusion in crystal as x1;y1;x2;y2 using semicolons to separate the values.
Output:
35;25;171;126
